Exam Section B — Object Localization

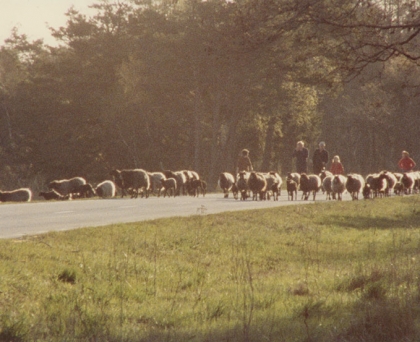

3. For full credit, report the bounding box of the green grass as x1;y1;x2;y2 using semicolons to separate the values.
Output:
1;196;420;341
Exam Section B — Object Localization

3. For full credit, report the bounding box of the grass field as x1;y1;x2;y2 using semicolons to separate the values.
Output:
1;195;420;341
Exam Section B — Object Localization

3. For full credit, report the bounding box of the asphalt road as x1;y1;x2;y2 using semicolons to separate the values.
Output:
0;192;352;239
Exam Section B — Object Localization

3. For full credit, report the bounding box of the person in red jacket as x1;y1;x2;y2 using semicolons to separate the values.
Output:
330;155;344;175
398;151;416;172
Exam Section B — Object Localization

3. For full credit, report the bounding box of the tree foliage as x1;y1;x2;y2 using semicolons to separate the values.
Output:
0;0;419;190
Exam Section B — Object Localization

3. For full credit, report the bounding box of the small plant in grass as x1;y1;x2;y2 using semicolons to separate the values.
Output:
0;315;28;342
362;281;387;301
57;268;77;284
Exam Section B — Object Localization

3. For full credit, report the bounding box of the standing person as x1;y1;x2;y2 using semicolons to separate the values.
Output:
398;151;416;172
236;149;253;174
330;155;344;175
292;141;309;174
312;141;329;175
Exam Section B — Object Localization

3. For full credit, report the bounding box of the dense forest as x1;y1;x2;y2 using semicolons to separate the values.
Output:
1;0;419;191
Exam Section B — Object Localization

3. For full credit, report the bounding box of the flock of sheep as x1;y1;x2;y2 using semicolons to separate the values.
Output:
0;167;419;204
217;169;420;201
0;169;207;203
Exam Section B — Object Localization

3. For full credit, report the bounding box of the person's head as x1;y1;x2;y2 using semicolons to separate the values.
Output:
296;141;304;150
319;141;326;150
241;149;249;157
402;150;409;158
333;155;340;163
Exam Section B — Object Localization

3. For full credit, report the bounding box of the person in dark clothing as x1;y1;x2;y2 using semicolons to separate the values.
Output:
236;149;253;174
312;141;329;175
292;141;309;174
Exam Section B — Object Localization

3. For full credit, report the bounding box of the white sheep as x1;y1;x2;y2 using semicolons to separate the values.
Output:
401;172;416;194
322;175;333;200
379;171;397;196
320;169;333;194
370;173;388;198
299;173;322;201
48;177;86;196
218;172;235;198
163;170;187;196
174;171;188;195
287;172;301;189
260;172;280;200
269;171;283;199
286;177;298;201
95;180;116;198
345;174;365;200
248;172;267;201
0;188;32;202
110;169;150;198
332;175;347;200
161;178;177;197
148;172;167;197
236;171;250;200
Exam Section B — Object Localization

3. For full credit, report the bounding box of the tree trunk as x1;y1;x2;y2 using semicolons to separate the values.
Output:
261;116;276;172
209;90;222;189
193;88;202;173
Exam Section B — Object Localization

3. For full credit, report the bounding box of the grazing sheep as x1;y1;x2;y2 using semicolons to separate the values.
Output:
0;188;32;202
183;170;200;193
163;170;187;196
237;171;250;201
345;174;365;200
218;172;235;198
95;180;116;198
76;183;96;198
286;178;298;201
322;175;333;200
183;170;200;182
332;175;347;200
414;171;420;193
183;170;194;194
175;171;188;195
260;172;280;200
369;174;388;198
363;184;372;199
182;170;194;182
148;172;166;197
39;189;69;201
48;177;86;196
365;173;378;188
393;182;404;196
299;173;322;201
110;169;150;198
287;172;301;189
401;172;415;194
231;183;239;200
270;171;283;198
379;171;397;196
161;178;177;197
189;179;207;197
248;172;267;201
271;182;280;201
320;169;333;194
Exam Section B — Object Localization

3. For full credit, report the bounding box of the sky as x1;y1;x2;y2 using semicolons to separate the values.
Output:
0;0;96;46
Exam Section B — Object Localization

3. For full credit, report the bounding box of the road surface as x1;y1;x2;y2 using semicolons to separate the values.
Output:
0;192;352;239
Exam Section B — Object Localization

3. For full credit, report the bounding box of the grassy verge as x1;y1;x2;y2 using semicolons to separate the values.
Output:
1;196;420;341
